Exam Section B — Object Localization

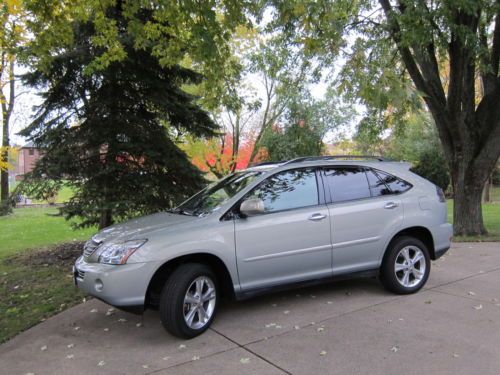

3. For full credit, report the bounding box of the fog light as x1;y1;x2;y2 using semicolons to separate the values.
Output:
94;279;103;292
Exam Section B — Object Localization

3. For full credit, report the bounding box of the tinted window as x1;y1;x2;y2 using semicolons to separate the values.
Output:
375;170;412;194
323;168;371;202
247;169;318;212
178;171;264;216
366;170;392;196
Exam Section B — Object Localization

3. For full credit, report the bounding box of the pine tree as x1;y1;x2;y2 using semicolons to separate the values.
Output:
20;6;217;228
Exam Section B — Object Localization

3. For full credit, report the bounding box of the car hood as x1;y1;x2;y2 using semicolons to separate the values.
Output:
92;211;198;243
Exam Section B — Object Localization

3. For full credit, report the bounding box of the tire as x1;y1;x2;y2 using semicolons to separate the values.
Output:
380;236;431;294
159;263;218;339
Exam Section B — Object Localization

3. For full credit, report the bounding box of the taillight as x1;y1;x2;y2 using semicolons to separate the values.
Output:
436;186;446;202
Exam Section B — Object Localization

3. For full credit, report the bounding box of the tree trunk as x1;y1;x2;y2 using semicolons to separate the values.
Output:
449;156;490;236
99;209;112;229
482;175;492;203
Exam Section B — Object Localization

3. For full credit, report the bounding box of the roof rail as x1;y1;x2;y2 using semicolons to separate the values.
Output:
283;155;390;165
249;160;287;167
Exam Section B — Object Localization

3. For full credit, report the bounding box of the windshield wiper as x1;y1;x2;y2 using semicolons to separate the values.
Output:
167;208;194;216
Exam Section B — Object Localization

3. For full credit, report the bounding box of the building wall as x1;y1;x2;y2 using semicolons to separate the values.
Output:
14;147;42;180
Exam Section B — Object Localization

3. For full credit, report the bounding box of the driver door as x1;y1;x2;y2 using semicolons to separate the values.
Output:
235;168;332;291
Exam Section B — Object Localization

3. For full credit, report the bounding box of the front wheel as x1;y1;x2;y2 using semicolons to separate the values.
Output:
159;263;218;338
380;236;430;294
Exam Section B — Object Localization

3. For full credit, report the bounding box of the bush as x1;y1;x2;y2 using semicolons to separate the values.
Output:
411;149;450;191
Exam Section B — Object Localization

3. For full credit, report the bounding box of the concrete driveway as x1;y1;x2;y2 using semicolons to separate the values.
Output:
1;242;500;375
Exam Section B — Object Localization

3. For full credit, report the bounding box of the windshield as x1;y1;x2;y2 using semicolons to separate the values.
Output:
175;171;265;216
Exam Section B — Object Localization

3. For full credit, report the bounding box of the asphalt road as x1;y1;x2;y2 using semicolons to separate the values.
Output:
1;242;499;375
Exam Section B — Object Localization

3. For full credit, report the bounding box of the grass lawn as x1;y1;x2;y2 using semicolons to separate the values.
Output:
0;207;95;343
0;207;94;259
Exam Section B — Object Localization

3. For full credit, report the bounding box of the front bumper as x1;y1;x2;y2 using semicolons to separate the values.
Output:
73;256;157;312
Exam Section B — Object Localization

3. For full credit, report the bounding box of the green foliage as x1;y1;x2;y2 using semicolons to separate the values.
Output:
412;150;450;191
20;5;218;228
23;0;252;106
385;112;450;191
260;88;354;161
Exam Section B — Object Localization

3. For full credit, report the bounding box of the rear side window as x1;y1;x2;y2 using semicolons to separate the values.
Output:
366;170;392;196
374;170;412;194
246;169;318;212
323;167;371;203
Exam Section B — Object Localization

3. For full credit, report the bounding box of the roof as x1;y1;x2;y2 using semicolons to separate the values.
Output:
21;142;36;149
244;155;412;174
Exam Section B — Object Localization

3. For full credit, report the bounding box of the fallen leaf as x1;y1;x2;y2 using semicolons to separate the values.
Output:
90;308;98;313
67;344;74;349
424;300;432;304
319;351;327;356
240;357;251;364
178;344;186;349
294;325;300;330
40;345;47;351
283;310;290;315
317;327;324;332
66;354;74;359
452;353;460;358
275;325;282;329
117;318;127;322
468;291;476;296
74;326;80;331
103;328;109;332
97;361;106;367
473;304;483;310
142;365;149;369
326;301;333;305
162;356;170;361
136;322;143;327
398;318;404;321
390;346;399;352
265;323;277;328
192;356;200;361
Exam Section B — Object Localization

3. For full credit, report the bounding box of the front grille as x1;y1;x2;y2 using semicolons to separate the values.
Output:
83;239;102;259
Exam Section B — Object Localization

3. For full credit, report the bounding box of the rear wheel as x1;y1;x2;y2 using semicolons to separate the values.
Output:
380;236;430;294
159;263;218;338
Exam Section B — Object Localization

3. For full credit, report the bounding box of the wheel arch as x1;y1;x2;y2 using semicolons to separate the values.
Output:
145;253;236;309
383;226;436;262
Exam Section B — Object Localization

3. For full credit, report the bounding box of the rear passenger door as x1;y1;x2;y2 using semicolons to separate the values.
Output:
322;167;406;275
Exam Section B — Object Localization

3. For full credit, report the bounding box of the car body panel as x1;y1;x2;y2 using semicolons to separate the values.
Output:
235;204;332;290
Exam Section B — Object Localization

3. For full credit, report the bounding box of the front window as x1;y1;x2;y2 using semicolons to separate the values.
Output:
175;171;264;216
245;169;319;213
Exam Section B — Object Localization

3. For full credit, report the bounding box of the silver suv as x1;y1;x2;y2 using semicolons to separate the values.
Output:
74;156;452;338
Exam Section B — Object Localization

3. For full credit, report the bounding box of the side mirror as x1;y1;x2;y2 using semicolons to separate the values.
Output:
239;198;265;217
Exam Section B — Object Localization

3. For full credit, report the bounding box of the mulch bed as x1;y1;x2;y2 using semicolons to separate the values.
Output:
4;241;85;268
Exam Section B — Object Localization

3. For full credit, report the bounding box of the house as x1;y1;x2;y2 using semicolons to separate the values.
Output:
13;142;42;180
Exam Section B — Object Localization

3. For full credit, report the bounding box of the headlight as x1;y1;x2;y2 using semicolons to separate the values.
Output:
97;239;147;265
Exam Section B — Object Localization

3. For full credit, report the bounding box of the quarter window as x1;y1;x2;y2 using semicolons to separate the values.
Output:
366;170;392;196
246;169;318;212
323;167;371;203
374;170;412;194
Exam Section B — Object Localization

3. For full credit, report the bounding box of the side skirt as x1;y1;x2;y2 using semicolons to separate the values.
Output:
234;268;379;301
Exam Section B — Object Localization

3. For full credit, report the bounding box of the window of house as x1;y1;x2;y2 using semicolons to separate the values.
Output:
29;149;34;156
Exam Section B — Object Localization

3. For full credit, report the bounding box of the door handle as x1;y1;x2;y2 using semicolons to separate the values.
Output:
384;202;399;209
308;213;327;221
